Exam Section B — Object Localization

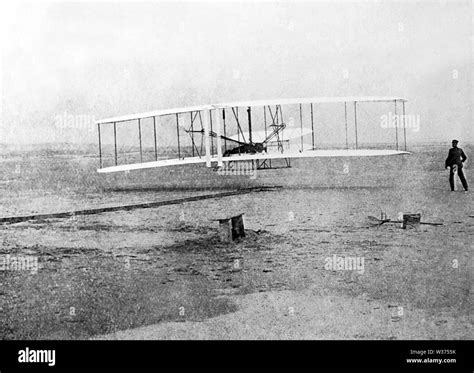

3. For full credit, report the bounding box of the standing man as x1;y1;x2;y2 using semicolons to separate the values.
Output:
445;140;468;192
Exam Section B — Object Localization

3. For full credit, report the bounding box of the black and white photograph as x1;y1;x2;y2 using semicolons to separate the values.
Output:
0;0;472;370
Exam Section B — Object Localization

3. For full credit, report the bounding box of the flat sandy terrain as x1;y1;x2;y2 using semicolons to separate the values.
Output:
0;145;472;339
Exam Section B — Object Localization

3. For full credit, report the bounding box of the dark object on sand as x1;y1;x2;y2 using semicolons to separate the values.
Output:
214;214;245;242
401;213;421;229
367;214;442;227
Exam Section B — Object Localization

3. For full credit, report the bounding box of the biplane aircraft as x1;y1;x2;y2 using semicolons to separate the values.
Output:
95;97;409;187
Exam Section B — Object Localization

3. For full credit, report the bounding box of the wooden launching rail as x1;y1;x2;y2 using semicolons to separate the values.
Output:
0;186;282;225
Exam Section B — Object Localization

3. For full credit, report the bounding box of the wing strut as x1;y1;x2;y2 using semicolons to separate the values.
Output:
223;109;227;152
153;116;158;160
354;102;358;149
344;102;348;150
138;118;143;162
97;123;102;168
394;100;399;151
299;103;303;152
247;107;252;144
203;109;211;167
215;108;223;167
402;101;407;151
176;113;181;159
113;122;118;165
311;103;315;150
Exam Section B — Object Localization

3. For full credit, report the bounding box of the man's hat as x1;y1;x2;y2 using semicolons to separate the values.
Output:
452;139;459;143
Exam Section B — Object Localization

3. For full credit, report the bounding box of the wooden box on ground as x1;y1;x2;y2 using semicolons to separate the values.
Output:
214;213;245;242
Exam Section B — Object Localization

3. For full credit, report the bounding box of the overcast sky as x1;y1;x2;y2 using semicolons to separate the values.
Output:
0;0;472;146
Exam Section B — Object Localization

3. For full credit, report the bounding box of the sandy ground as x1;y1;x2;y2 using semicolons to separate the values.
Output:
94;290;471;340
0;145;472;340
